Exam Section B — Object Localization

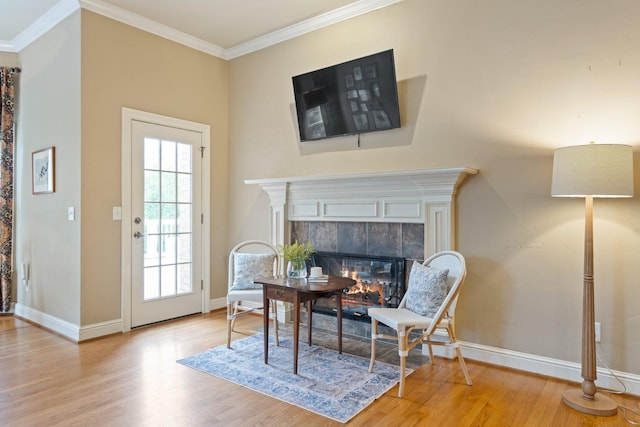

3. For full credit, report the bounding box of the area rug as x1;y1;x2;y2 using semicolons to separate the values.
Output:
177;334;408;423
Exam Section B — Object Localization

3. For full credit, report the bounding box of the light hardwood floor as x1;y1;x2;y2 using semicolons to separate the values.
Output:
1;312;638;426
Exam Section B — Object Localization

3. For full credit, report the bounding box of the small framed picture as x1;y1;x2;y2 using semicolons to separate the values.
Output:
32;146;55;194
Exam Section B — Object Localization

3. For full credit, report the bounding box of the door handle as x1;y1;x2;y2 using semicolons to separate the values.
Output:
133;231;144;239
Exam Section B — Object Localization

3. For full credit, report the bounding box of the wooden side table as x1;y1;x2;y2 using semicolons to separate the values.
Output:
253;276;355;374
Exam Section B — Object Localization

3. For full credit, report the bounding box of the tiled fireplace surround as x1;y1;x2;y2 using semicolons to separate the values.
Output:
291;221;424;261
246;167;477;338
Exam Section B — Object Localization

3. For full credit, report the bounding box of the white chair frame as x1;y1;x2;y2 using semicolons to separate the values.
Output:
226;240;280;349
368;250;472;397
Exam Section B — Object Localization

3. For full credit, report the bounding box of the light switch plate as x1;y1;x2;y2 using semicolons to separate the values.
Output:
67;207;75;221
113;206;122;221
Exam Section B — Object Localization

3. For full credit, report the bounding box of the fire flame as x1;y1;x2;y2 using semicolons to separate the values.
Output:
342;269;384;303
347;279;370;294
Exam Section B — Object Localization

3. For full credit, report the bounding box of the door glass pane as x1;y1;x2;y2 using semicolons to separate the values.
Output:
144;138;160;169
161;265;176;297
144;234;160;267
144;171;160;202
177;204;191;233
161;172;176;202
177;143;191;173
144;266;160;299
143;138;194;301
177;264;191;294
161;140;177;171
177;234;191;263
144;203;160;234
161;234;176;265
161;203;176;231
177;174;191;203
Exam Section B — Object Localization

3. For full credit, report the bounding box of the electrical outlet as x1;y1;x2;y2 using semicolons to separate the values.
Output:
22;263;29;292
595;322;601;343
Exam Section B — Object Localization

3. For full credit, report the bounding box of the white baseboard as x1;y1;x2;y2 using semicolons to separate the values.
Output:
15;302;640;396
79;319;123;341
458;341;640;397
15;303;124;342
15;303;82;341
210;297;226;310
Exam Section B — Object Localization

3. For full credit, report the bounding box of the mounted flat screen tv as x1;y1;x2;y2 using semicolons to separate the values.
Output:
292;49;401;142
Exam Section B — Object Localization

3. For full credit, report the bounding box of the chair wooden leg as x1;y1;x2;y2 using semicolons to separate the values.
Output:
230;302;240;331
455;346;472;385
398;329;408;398
226;303;234;349
448;325;472;385
427;338;435;364
369;319;378;373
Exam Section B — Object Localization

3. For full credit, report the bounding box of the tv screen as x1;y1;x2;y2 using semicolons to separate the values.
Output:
292;49;401;142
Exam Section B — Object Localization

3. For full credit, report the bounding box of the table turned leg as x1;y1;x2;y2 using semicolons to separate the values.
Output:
293;292;300;374
307;301;312;346
336;292;343;354
263;291;269;365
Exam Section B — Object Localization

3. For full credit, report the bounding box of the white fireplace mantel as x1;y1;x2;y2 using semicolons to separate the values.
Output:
245;167;478;257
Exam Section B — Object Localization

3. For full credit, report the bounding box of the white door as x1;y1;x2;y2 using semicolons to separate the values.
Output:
130;119;204;327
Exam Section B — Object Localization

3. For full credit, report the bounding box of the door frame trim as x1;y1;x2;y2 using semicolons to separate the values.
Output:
121;107;211;332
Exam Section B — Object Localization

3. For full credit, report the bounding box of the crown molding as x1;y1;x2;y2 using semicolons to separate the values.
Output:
223;0;405;60
1;0;403;58
78;0;226;58
0;41;15;53
2;0;80;52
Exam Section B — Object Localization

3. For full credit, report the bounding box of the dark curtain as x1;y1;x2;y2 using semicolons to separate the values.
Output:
0;67;20;313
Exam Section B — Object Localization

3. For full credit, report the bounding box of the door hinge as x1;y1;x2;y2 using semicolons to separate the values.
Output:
199;146;205;158
201;213;203;224
201;280;204;290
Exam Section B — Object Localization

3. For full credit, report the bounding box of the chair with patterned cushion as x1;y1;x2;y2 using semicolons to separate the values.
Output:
227;240;281;349
368;250;472;397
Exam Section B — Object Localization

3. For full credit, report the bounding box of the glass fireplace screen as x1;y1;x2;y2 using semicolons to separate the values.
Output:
310;251;406;320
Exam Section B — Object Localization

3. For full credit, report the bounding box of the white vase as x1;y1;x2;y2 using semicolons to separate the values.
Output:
287;260;307;278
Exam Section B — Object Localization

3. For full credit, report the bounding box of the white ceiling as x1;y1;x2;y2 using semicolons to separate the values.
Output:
0;0;402;59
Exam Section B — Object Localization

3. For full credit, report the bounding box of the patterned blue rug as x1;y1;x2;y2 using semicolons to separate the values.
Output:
177;334;408;423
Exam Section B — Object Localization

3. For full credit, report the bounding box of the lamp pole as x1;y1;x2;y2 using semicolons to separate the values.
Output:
581;195;597;398
561;196;617;415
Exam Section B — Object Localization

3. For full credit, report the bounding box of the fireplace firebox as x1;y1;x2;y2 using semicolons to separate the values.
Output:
309;252;406;321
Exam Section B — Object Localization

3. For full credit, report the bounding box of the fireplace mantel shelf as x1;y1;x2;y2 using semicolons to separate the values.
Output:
245;166;479;221
245;167;477;196
246;167;478;257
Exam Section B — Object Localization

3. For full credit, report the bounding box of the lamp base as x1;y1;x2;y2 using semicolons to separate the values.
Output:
562;389;617;416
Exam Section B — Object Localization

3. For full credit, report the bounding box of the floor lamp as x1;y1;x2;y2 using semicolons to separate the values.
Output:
551;142;634;416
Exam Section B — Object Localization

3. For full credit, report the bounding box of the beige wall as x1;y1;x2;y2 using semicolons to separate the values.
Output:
80;10;229;323
0;52;19;66
15;12;82;324
228;0;640;374
15;10;229;327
